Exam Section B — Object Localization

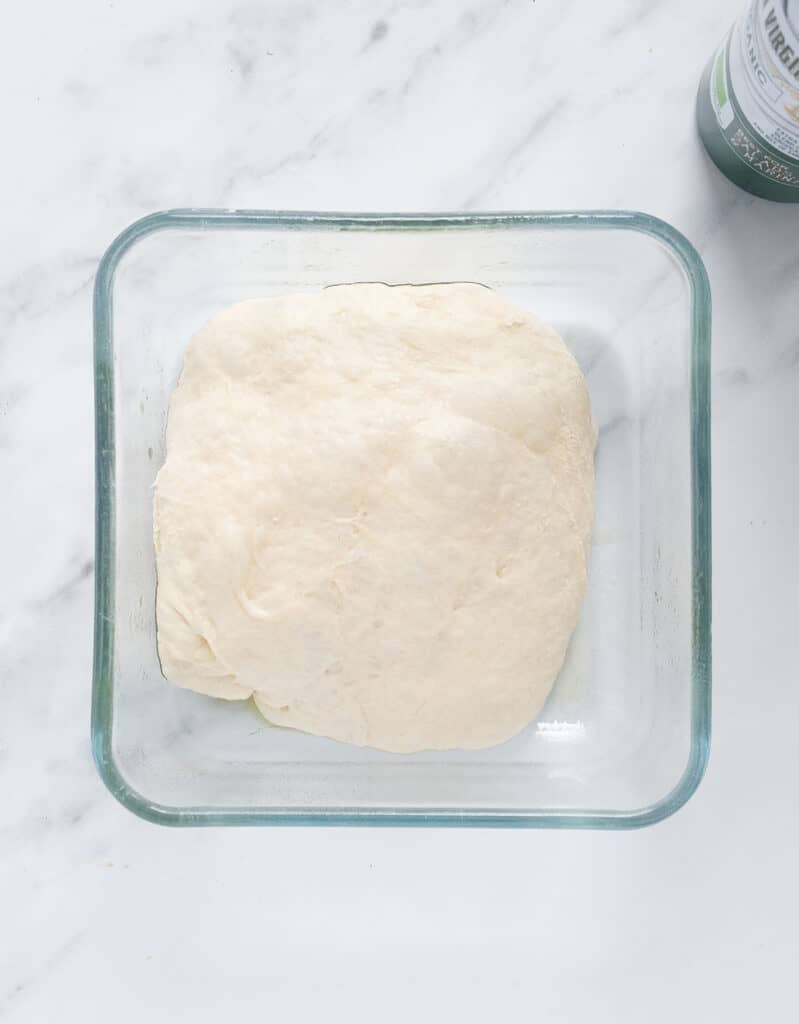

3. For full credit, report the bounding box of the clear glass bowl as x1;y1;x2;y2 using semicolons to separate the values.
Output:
92;210;711;828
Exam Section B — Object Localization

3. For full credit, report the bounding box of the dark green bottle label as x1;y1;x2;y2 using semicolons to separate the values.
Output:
707;1;799;191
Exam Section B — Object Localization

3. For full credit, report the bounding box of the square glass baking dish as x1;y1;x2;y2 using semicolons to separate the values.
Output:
92;210;711;828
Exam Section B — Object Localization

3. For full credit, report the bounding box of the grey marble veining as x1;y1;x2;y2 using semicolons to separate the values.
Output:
2;0;799;1020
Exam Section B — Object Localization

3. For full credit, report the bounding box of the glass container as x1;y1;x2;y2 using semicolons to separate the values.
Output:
92;210;711;828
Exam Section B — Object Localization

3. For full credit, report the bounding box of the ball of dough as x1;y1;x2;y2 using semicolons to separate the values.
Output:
154;283;595;752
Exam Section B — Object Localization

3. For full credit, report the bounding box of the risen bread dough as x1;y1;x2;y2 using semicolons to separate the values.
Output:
154;283;595;752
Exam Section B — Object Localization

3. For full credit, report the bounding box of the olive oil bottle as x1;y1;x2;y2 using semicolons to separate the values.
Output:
697;0;799;202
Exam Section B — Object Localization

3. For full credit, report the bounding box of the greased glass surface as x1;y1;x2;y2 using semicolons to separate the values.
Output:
92;211;711;827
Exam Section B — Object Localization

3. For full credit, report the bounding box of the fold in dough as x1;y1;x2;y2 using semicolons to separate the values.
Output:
154;283;596;752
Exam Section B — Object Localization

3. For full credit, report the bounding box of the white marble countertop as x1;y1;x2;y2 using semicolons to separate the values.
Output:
3;0;799;1019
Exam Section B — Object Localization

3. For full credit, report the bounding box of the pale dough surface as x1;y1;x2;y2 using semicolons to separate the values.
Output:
154;283;595;752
